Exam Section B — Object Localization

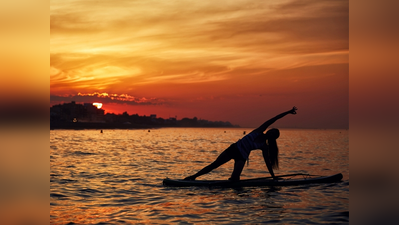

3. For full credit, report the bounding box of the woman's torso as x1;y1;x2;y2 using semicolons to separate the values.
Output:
236;132;266;159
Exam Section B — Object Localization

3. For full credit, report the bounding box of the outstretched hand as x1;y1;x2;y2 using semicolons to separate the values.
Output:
289;106;297;114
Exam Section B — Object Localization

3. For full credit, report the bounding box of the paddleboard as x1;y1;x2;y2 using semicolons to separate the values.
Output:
163;173;343;187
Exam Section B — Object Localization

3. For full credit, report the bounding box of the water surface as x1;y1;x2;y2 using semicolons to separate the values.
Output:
50;128;349;224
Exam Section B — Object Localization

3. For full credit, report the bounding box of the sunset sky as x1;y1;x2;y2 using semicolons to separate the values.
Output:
50;0;348;128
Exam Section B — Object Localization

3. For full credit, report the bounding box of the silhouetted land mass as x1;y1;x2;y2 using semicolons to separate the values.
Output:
50;101;239;130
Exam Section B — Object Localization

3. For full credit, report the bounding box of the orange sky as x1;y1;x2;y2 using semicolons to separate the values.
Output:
50;0;348;128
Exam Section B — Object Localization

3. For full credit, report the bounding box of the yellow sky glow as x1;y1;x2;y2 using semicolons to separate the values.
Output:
51;0;349;128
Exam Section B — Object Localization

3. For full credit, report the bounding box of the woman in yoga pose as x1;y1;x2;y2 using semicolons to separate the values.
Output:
184;107;297;181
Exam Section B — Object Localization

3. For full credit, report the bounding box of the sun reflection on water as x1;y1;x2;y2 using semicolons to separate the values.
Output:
51;128;348;224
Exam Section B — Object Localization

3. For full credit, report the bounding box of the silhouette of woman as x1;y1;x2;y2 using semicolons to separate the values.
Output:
184;107;297;181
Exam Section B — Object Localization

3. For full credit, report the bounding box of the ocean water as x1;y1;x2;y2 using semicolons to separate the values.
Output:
50;128;349;224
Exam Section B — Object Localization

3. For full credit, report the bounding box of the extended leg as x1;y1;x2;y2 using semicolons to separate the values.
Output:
184;148;233;180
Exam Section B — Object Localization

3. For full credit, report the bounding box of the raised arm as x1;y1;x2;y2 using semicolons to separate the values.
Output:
252;107;297;133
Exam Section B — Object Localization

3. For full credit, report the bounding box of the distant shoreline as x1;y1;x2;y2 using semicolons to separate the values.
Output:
50;121;239;130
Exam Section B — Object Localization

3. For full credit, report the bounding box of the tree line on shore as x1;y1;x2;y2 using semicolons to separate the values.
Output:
50;101;238;129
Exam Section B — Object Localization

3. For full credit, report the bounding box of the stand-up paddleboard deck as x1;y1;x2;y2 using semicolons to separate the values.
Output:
163;173;343;187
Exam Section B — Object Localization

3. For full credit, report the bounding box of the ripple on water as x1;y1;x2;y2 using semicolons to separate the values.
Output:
50;128;349;224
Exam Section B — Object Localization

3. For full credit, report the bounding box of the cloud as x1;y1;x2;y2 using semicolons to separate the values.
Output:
50;0;349;128
201;0;348;56
50;92;167;106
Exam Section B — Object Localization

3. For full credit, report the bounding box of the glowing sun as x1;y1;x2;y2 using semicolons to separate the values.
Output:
93;102;103;109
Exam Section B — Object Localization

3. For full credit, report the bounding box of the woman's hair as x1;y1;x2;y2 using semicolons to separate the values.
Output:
266;128;280;169
267;138;279;169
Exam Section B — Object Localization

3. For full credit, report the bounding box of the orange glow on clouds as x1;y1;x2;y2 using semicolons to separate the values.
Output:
50;0;349;128
77;92;164;104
